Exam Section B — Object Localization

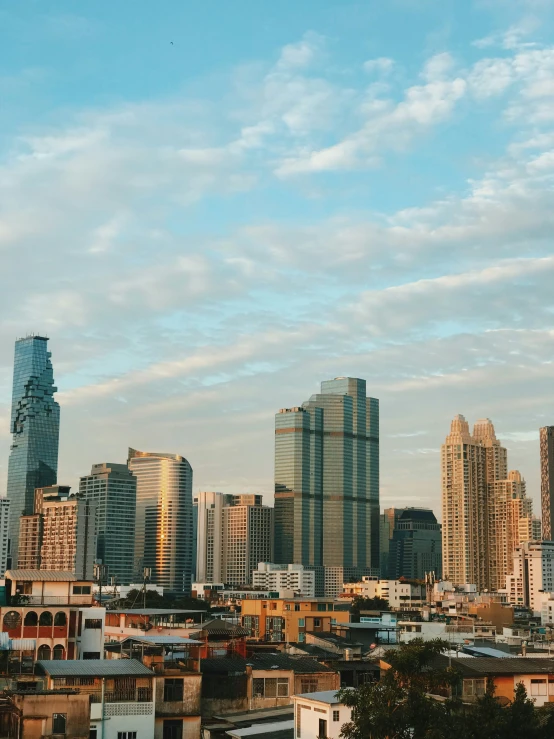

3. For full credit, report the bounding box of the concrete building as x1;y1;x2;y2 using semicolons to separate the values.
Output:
342;577;426;609
293;690;351;739
0;498;9;578
222;497;274;586
253;563;316;597
505;540;554;615
194;492;233;583
0;690;91;738
275;378;379;572
540;426;554;540
128;448;193;594
241;597;350;643
386;508;442;580
17;486;96;580
79;462;137;585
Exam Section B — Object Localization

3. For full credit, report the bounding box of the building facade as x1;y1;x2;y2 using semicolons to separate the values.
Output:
222;496;273;586
540;426;554;540
505;540;554;615
128;448;193;593
253;563;316;597
6;336;60;563
194;491;234;583
79;462;137;585
0;499;9;578
275;378;379;572
386;508;442;580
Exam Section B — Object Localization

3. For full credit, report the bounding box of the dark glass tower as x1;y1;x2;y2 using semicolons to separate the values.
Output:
6;336;60;563
275;377;379;571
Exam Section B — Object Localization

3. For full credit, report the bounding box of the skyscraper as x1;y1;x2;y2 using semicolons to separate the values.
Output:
387;508;442;580
6;336;60;561
275;377;379;572
540;426;554;540
79;463;137;585
194;492;234;583
128;448;193;593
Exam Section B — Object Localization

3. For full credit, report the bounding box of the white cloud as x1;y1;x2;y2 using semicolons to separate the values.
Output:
363;57;395;74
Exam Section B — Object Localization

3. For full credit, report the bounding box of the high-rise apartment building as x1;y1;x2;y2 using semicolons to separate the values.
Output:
0;499;9;577
18;485;96;579
195;492;273;586
275;377;379;572
194;492;234;582
252;563;316;597
540;426;554;540
387;508;442;581
506;541;554;615
128;448;193;593
79;463;137;585
442;417;538;591
6;336;60;562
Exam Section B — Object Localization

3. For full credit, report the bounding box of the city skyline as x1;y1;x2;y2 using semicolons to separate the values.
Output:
2;1;554;519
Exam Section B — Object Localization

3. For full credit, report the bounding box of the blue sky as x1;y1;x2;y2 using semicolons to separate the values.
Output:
1;0;554;514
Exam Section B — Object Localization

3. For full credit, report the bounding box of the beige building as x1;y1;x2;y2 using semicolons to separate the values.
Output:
18;486;96;580
442;417;538;592
222;495;274;586
540;426;554;540
505;540;554;614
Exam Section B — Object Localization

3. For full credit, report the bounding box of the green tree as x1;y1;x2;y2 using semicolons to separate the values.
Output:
350;596;390;623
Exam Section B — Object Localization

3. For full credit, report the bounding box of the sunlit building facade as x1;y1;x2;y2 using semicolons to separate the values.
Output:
540;426;554;540
128;448;193;593
6;336;60;562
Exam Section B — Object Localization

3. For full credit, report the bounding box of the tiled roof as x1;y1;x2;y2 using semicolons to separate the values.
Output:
201;654;336;675
5;570;78;581
37;659;154;677
453;657;554;675
191;618;249;637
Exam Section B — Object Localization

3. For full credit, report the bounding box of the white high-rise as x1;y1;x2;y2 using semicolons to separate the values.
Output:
506;541;554;615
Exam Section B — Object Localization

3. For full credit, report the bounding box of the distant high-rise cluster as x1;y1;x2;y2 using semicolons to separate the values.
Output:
441;415;539;591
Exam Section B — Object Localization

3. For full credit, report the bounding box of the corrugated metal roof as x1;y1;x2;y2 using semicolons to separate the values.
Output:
294;690;342;704
452;657;554;675
5;570;78;582
10;639;36;651
110;609;204;615
201;654;336;675
122;635;202;645
37;659;154;677
227;720;295;738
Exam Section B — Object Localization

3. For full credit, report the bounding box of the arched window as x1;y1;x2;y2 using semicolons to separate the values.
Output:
37;644;51;660
3;612;22;630
23;611;38;626
39;611;53;627
52;644;65;660
54;612;67;627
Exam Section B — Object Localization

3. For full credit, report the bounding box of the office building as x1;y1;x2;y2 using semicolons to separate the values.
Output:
79;463;137;585
17;485;96;579
253;563;316;597
387;508;442;580
505;541;554;615
540;426;554;540
275;377;379;571
194;491;233;583
0;498;9;577
128;448;193;593
222;495;273;586
6;336;60;562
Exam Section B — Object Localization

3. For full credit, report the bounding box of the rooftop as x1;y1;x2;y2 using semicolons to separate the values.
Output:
110;608;205;616
227;720;295;738
5;570;78;582
294;690;342;704
201;654;337;675
190;618;249;637
37;659;154;678
118;635;202;646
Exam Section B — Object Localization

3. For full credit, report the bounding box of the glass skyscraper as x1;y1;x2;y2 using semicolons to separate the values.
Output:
6;336;60;562
79;463;137;585
128;448;193;593
275;377;379;571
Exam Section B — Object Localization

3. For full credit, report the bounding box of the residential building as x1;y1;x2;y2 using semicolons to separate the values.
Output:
37;659;155;739
540;426;554;540
342;577;426;609
323;566;377;598
6;336;60;563
17;486;96;580
196;493;273;586
241;597;350;643
222;499;273;586
253;563;316;597
387;508;442;580
79;462;137;585
128;448;193;594
194;492;233;583
0;690;91;738
275;378;379;572
1;570;104;664
0;499;9;578
505;540;554;615
294;690;351;739
519;515;542;544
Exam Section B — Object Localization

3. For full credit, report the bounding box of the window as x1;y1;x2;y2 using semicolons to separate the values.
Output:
19;582;32;595
298;618;305;627
84;619;102;629
164;678;184;702
252;677;289;697
24;611;38;626
318;718;327;738
54;612;67;627
531;679;547;696
300;677;318;693
163;720;183;739
295;604;301;612
314;619;321;628
52;713;66;733
39;611;53;626
298;633;306;642
89;729;98;739
333;710;340;722
83;652;101;660
73;586;91;595
463;679;486;697
317;603;326;612
117;734;137;739
53;644;65;660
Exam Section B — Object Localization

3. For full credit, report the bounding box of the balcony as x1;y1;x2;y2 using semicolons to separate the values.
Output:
15;595;92;606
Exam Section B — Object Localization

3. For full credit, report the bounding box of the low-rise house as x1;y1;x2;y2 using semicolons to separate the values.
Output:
0;689;90;738
189;618;249;658
293;690;351;739
36;658;155;738
241;598;350;643
104;608;205;642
